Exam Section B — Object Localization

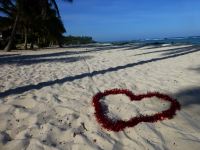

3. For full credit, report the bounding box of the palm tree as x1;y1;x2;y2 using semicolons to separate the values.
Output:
0;0;73;51
0;0;17;51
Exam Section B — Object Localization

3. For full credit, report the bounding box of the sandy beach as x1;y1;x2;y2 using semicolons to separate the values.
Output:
0;44;200;150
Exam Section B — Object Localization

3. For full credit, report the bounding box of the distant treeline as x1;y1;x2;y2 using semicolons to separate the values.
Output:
63;36;95;45
0;33;95;50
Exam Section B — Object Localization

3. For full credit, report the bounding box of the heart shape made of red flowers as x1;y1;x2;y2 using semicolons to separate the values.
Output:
92;89;180;132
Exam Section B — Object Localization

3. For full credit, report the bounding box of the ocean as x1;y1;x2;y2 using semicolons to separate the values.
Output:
111;36;200;46
137;36;200;45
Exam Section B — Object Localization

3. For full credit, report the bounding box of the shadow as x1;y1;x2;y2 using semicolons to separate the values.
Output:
64;44;106;48
0;45;133;65
162;46;199;56
144;43;185;50
134;45;194;56
0;54;92;65
189;66;200;74
65;43;135;53
175;87;200;107
145;45;169;49
0;51;80;61
0;46;200;98
64;44;128;49
176;67;200;107
0;48;95;65
122;43;174;52
0;54;20;58
80;44;133;53
122;44;146;51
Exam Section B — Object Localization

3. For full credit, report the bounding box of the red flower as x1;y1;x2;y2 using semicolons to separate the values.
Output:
92;89;180;132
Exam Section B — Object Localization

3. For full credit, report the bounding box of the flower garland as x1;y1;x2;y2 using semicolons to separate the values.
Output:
92;89;181;132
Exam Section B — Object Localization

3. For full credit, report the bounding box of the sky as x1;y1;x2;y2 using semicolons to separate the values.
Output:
57;0;200;42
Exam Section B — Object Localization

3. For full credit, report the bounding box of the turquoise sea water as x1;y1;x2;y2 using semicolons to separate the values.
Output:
111;36;200;46
138;36;200;45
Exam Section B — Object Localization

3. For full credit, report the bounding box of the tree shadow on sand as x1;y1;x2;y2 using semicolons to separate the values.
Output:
134;45;195;56
0;54;20;58
122;43;179;52
122;44;146;51
176;67;200;107
0;45;132;65
0;49;95;65
175;87;200;107
0;51;83;63
0;46;200;98
0;55;92;65
72;44;133;53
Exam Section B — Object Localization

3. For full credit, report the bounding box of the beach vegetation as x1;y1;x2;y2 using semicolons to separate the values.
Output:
0;0;72;51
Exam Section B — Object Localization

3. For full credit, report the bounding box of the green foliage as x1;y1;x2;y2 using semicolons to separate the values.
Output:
63;36;95;45
0;0;73;50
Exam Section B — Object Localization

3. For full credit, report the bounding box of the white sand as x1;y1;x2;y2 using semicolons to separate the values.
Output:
0;44;200;150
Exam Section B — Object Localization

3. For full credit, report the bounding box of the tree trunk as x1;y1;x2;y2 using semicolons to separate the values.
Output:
58;39;63;48
30;42;33;49
4;15;19;52
24;27;28;50
58;43;63;48
37;37;40;47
